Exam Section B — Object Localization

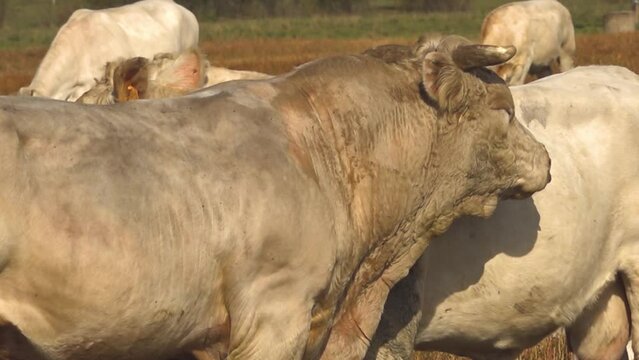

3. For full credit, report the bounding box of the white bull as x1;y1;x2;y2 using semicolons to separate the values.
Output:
481;0;576;85
369;66;639;360
19;0;198;101
0;37;550;360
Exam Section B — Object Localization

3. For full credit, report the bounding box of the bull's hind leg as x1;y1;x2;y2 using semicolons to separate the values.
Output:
567;277;630;360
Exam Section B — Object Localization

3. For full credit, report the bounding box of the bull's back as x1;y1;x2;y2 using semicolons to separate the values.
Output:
80;1;197;58
0;94;322;359
105;0;199;49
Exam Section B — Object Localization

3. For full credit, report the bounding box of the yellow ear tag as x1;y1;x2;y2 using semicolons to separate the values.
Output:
127;85;139;100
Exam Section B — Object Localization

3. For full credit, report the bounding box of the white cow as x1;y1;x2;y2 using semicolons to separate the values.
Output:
369;66;639;360
481;0;576;85
19;0;198;101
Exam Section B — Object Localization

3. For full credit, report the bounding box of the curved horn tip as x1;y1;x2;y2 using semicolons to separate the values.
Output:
498;45;517;60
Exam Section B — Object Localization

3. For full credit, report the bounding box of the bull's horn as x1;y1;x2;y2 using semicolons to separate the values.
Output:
451;45;516;70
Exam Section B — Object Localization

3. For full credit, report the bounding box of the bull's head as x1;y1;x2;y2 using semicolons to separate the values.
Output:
418;35;551;217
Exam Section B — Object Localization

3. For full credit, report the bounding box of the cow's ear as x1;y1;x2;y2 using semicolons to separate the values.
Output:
113;57;149;102
421;51;468;113
155;49;206;92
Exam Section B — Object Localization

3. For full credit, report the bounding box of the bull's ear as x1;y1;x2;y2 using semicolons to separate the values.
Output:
113;57;149;102
422;51;467;113
153;49;206;92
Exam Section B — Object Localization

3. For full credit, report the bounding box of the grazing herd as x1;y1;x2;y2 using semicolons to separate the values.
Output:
0;0;636;360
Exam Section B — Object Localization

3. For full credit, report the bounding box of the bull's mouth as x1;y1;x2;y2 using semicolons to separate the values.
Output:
502;164;552;200
502;187;535;200
502;172;552;199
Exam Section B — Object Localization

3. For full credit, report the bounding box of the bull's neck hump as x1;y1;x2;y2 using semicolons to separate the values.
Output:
273;56;437;242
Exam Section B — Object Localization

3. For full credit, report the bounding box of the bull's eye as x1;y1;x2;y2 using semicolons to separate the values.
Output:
501;108;514;124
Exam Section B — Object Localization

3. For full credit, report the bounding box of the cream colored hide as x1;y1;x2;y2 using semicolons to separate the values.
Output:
76;50;209;105
0;36;550;360
18;0;198;101
481;0;575;85
369;66;639;360
204;65;271;87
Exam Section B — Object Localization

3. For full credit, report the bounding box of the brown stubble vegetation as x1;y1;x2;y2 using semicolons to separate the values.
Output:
0;47;44;95
575;32;639;70
2;32;638;96
200;37;410;75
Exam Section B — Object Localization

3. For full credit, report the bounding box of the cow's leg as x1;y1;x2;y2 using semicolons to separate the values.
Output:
567;277;630;360
558;50;575;73
511;58;533;85
559;31;576;72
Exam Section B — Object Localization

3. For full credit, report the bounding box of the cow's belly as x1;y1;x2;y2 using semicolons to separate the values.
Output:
416;264;616;357
415;182;619;356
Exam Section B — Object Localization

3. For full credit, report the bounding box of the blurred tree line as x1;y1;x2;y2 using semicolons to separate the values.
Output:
177;0;471;17
0;0;474;27
0;0;634;28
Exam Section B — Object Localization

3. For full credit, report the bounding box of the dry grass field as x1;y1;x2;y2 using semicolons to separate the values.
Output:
1;31;638;96
0;30;637;360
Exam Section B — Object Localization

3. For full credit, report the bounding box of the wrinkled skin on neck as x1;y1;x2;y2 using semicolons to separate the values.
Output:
268;39;550;359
